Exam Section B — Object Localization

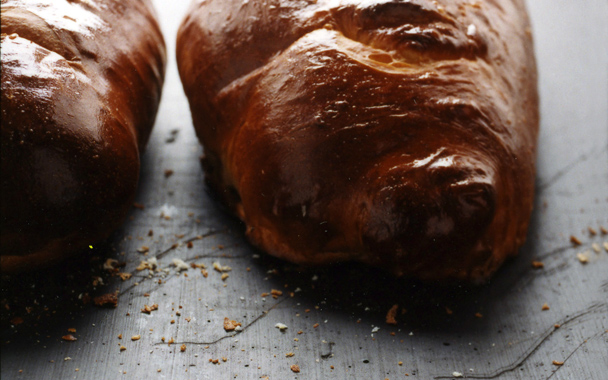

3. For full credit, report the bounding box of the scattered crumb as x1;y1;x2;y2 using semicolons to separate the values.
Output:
133;202;145;209
275;323;288;331
221;273;229;281
131;335;141;341
286;352;295;357
172;258;189;272
576;252;589;264
103;258;119;271
201;269;208;277
542;303;550;311
67;328;76;333
93;293;118;308
213;262;232;273
136;257;158;271
398;361;403;366
118;273;132;281
531;260;544;269
386;304;399;325
141;304;159;314
224;317;242;332
591;243;601;253
61;335;77;342
603;242;608;252
180;344;186;352
475;312;483;318
452;372;463;378
588;227;597;235
164;169;174;178
445;307;453;315
552;360;563;366
554;324;560;328
290;364;300;373
600;226;608;235
118;334;123;339
137;246;150;254
10;317;23;325
570;235;582;245
120;346;126;352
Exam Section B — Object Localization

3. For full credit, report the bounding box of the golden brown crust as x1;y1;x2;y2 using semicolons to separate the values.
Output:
177;0;538;282
0;0;166;272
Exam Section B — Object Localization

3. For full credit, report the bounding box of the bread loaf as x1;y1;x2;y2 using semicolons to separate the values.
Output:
177;0;539;282
1;0;166;272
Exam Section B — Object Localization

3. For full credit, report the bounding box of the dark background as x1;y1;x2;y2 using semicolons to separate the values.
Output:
2;0;607;379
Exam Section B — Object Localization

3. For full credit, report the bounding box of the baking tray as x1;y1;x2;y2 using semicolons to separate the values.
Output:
1;0;607;379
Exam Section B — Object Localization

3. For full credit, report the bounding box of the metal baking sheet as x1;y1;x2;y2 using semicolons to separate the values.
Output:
2;0;607;379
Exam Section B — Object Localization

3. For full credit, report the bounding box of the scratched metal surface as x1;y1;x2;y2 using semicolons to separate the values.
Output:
1;1;607;379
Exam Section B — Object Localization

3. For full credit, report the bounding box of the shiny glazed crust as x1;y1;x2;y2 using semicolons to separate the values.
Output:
0;0;166;272
177;0;539;282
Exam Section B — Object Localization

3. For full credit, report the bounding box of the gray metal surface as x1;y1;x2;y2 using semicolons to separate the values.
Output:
2;0;607;379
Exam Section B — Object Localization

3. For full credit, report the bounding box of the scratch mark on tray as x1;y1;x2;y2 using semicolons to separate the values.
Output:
536;144;606;193
545;330;607;380
155;297;290;346
433;302;608;379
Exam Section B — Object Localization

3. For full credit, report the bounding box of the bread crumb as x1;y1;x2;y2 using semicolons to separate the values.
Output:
213;262;232;273
137;246;149;253
552;360;563;366
290;364;300;373
103;258;119;271
67;328;76;333
576;252;589;264
531;261;544;269
136;257;158;271
224;317;242;331
275;323;288;331
452;372;463;378
141;304;158;314
541;303;550;311
386;304;399;325
180;344;186;352
62;334;77;342
131;335;141;341
93;293;118;308
475;312;483;318
118;273;132;281
570;235;582;245
588;227;597;235
120;346;126;352
286;352;295;357
172;258;189;272
591;243;600;253
221;273;229;281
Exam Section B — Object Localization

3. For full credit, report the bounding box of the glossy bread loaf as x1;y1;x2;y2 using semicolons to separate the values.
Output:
1;0;166;272
177;0;539;282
